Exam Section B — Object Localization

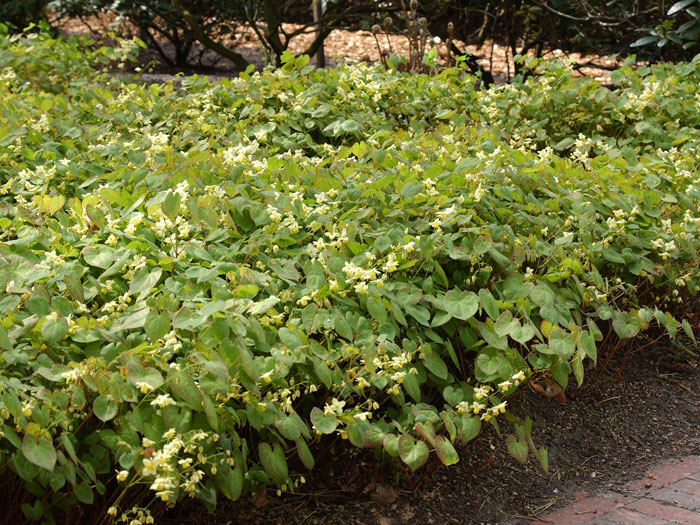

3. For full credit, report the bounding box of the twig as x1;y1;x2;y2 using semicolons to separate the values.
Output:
504;513;544;522
595;395;621;407
659;375;694;395
628;433;646;447
479;485;502;511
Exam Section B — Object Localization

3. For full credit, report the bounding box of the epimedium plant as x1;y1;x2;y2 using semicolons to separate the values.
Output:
1;28;700;523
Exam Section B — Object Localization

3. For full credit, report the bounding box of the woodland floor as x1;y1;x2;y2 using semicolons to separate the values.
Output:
55;16;621;85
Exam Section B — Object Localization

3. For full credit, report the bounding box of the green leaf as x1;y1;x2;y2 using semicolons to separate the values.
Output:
42;317;68;344
217;464;243;501
367;296;388;324
235;284;259;299
442;386;464;406
494;310;518;337
602;248;626;264
530;285;555;307
503;275;529;301
403;372;422;402
310;407;338;434
422;347;448;380
364;425;386;448
434;436;459;466
669;0;697;16
479;289;499;319
505;435;528;463
130;268;163;294
93;395;118;422
296;438;315;470
398;435;429;472
475;347;502;377
248;296;280;315
83;246;116;269
258;443;288;484
538;447;549;472
202;394;219;432
64;275;85;303
170;371;202;410
162;191;180;221
548;329;576;358
458;414;481;443
22;434;57;472
511;322;535;344
26;295;50;317
478;322;508;351
127;367;164;391
276;413;301;441
682;319;696;343
346;421;366;448
3;391;21;418
383;434;400;457
572;352;584;387
334;314;354;340
443;290;479;320
74;482;94;504
579;332;597;364
145;310;170;342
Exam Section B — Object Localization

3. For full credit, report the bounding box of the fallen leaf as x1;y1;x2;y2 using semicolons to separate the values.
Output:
371;485;398;505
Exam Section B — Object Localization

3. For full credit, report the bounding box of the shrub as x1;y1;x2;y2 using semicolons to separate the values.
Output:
55;0;249;67
1;30;700;522
0;0;51;32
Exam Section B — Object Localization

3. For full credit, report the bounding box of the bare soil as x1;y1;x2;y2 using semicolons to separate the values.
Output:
162;335;700;525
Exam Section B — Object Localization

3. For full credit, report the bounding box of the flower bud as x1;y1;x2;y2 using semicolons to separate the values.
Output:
410;0;418;10
371;24;381;34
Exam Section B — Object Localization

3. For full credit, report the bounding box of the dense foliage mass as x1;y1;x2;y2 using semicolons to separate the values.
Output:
1;28;700;522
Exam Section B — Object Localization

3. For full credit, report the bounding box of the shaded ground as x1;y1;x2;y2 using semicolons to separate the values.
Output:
55;16;620;84
163;336;700;524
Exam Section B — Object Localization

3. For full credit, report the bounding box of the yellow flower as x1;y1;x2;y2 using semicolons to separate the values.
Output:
498;380;512;392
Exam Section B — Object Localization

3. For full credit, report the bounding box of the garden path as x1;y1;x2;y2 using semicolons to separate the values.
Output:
535;455;700;524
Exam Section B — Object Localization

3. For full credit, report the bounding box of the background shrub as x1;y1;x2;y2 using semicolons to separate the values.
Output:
0;0;52;31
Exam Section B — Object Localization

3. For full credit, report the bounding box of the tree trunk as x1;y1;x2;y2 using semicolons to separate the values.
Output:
313;0;326;68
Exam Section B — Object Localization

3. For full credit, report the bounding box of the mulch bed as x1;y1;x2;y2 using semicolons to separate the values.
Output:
164;334;700;524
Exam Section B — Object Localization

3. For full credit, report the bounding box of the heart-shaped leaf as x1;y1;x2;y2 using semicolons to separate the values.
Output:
145;310;170;342
93;395;118;422
310;407;338;434
22;434;57;472
443;290;479;320
258;442;288;484
42;317;68;345
398;435;430;472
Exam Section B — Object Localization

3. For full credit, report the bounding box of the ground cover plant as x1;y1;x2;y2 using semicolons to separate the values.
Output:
1;27;700;523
